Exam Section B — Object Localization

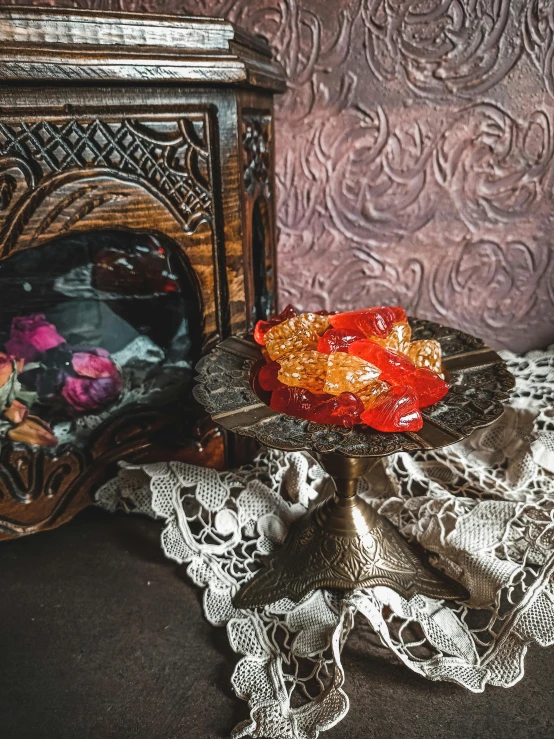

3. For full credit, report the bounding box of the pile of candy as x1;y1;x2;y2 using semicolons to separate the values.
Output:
253;306;449;432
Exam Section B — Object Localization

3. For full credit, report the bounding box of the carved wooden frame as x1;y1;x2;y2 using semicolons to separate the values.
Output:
0;8;285;539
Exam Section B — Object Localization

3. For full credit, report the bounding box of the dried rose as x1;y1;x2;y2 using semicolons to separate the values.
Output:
6;314;66;362
18;344;71;403
61;348;122;412
8;414;57;447
4;399;28;424
0;353;14;388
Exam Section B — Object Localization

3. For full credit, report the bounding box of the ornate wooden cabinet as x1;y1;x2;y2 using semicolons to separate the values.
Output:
0;8;285;539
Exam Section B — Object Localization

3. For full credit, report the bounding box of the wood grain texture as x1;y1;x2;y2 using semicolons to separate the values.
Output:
9;0;552;352
0;7;287;88
0;9;282;537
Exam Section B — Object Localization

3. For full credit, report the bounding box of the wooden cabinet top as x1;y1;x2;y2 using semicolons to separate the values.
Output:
0;7;286;91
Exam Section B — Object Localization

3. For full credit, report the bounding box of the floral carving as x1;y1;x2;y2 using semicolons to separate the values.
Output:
362;0;523;98
0;116;213;245
0;174;16;210
2;0;554;353
242;115;271;197
227;0;359;119
324;107;436;245
429;236;553;348
434;104;553;230
524;0;554;98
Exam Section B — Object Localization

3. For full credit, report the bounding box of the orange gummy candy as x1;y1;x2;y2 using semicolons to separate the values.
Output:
406;339;442;374
277;350;329;393
323;352;380;395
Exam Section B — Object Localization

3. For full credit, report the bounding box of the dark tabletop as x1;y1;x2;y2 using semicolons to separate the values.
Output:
1;508;552;739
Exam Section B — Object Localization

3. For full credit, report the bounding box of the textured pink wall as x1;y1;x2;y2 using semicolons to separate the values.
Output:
2;0;554;351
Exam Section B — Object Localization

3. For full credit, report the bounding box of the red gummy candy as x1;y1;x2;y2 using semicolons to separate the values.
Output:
329;306;405;338
348;339;415;384
318;328;366;354
349;341;448;408
390;306;408;322
254;304;298;345
270;386;330;419
410;368;449;408
309;392;365;428
258;360;283;392
360;385;423;432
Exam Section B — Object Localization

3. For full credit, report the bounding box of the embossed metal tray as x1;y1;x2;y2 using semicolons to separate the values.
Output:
193;317;515;458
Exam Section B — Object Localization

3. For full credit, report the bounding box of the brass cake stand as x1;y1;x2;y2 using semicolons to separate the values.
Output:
193;318;515;609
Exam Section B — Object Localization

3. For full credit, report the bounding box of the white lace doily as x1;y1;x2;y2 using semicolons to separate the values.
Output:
96;344;554;739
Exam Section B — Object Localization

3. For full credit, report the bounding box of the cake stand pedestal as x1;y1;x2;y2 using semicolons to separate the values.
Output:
193;319;514;608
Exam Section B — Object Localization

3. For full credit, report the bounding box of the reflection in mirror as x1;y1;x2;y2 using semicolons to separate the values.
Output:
0;230;200;450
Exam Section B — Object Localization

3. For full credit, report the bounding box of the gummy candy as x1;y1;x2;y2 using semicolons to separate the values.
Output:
348;339;415;385
266;328;318;362
409;368;449;407
372;321;412;354
257;305;448;431
329;306;406;338
303;312;330;335
349;340;447;406
265;313;328;361
309;392;365;428
254;304;298;346
277;350;329;393
360;385;423;432
257;360;283;392
318;328;366;354
406;339;442;374
323;352;380;395
270;386;329;418
390;306;407;322
355;379;391;409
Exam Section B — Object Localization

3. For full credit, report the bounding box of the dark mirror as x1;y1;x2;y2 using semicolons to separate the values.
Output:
252;196;274;323
0;229;201;450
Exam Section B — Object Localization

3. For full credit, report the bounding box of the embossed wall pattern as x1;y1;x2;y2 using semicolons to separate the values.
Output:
3;0;553;351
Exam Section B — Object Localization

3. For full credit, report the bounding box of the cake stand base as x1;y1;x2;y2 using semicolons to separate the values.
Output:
233;453;466;609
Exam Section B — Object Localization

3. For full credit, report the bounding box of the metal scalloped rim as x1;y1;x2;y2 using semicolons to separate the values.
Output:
193;319;516;458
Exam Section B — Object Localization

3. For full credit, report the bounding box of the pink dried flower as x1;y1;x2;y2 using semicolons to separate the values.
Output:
61;349;122;412
6;314;65;362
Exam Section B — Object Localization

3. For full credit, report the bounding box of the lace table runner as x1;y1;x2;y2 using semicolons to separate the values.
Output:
96;345;554;739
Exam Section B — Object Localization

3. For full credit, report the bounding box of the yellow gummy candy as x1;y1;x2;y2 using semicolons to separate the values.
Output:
372;321;412;354
406;339;442;374
323;352;381;395
265;313;330;362
278;350;329;393
356;379;390;409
